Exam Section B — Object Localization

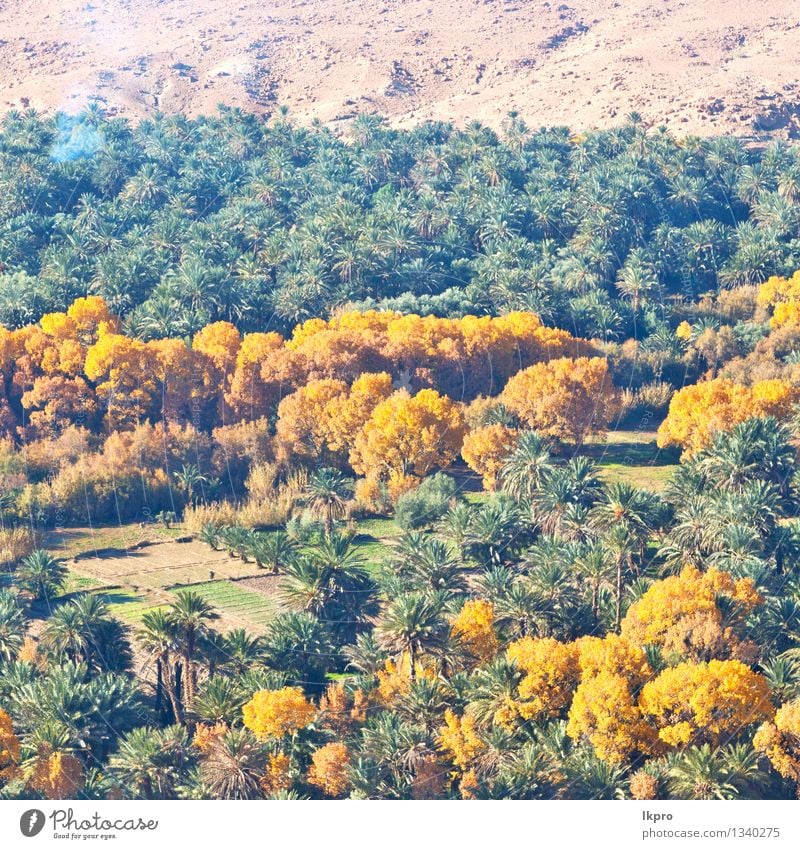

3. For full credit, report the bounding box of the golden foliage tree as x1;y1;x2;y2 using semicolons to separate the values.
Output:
460;424;518;490
567;669;658;764
757;271;800;328
27;749;84;799
566;635;657;763
507;637;580;721
275;378;348;464
501;356;618;442
656;377;800;455
451;599;499;665
242;687;316;740
638;659;773;748
0;709;20;784
351;388;465;480
438;709;485;773
307;742;352;798
84;332;160;430
621;566;761;662
754;700;800;790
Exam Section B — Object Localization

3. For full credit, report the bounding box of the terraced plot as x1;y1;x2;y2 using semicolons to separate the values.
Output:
170;580;279;632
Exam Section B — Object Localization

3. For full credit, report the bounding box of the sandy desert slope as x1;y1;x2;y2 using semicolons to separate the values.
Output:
1;0;800;135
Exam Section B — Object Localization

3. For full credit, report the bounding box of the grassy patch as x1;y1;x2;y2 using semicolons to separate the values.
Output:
60;571;103;597
598;463;675;493
172;581;278;630
92;587;159;623
356;517;404;539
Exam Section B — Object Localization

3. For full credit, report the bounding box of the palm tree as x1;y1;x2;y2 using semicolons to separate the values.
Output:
376;592;449;682
304;468;354;537
199;728;268;800
393;536;468;595
500;431;553;501
0;590;25;661
574;543;615;627
168;590;218;709
466;656;524;729
600;525;637;632
198;522;222;551
220;628;264;675
109;725;194;800
174;464;208;510
666;744;767;800
248;530;297;573
16;550;67;602
280;534;377;639
139;608;184;724
193;676;247;726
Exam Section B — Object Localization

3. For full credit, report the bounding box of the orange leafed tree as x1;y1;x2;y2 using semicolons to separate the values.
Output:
621;565;761;662
567;668;659;763
656;377;800;456
351;388;466;480
507;636;580;721
754;700;800;790
27;749;84;799
565;634;657;763
275;378;348;464
0;709;20;785
307;742;352;798
242;687;316;740
638;659;773;748
451;599;499;665
84;332;161;430
225;331;289;421
460;424;518;490
501;356;618;442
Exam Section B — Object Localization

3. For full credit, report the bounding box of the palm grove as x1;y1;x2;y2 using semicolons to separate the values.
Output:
2;107;800;799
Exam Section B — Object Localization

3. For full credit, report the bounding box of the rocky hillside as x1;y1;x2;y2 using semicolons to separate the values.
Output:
2;0;800;135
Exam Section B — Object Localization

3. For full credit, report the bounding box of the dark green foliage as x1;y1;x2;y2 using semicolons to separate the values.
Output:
394;473;462;530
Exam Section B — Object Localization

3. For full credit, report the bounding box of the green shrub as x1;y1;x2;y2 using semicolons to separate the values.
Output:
394;473;462;530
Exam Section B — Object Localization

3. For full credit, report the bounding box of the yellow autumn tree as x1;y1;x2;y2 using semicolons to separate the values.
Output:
242;687;316;740
451;599;499;665
638;659;773;748
225;331;290;421
567;669;659;764
566;634;658;763
351;388;466;480
307;742;352;798
754;699;800;788
0;708;21;784
438;709;486;773
576;633;653;684
656;377;800;456
27;749;84;799
274;378;348;464
757;271;800;328
83;332;160;430
507;637;581;721
501;356;618;443
321;372;394;456
261;751;293;795
621;566;761;662
461;424;518;490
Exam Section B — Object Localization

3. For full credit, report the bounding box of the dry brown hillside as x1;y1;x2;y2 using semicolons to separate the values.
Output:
2;0;800;135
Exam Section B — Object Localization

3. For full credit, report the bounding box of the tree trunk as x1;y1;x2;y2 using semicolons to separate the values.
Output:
155;658;163;716
408;644;417;683
615;557;623;633
164;656;184;725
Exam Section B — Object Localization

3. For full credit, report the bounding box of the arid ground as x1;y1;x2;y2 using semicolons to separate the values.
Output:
2;0;800;135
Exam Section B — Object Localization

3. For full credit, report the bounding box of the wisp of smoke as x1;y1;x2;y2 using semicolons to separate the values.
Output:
50;113;104;163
